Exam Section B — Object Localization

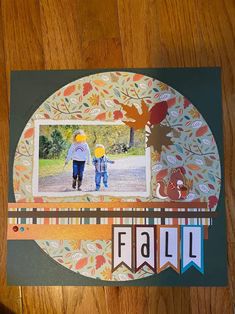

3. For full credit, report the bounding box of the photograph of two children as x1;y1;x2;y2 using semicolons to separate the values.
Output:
37;123;148;195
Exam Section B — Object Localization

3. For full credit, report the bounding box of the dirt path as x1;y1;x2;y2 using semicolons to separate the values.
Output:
39;156;146;193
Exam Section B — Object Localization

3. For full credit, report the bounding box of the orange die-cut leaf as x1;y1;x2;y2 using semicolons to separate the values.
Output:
120;100;150;130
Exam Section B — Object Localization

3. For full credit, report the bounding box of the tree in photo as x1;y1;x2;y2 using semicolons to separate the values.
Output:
129;127;135;148
39;135;52;159
49;129;66;159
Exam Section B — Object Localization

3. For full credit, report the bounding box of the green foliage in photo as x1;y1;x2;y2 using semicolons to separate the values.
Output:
39;124;145;160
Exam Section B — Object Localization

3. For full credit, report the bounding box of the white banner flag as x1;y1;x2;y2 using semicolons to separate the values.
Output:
181;226;204;273
135;226;156;272
112;226;133;271
158;226;180;273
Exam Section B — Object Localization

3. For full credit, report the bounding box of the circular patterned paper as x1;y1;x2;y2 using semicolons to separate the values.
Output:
13;71;221;281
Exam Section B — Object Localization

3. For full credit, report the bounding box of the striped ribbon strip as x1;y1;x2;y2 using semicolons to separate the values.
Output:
8;202;215;226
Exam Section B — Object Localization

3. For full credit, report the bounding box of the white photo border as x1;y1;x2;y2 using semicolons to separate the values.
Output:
33;119;151;198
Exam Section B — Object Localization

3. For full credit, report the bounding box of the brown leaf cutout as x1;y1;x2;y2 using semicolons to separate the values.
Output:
120;100;150;130
147;124;173;153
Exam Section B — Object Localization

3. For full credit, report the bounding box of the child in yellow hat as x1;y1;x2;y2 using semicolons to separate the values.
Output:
92;144;114;191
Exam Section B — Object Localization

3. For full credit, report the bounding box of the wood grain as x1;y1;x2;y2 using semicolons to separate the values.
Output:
0;0;234;313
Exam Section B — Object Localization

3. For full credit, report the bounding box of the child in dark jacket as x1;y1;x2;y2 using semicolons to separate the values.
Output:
92;144;114;191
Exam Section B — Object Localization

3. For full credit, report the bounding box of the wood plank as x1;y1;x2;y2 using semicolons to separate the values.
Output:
22;287;64;314
1;0;44;85
0;1;22;312
39;0;83;69
228;243;235;304
62;287;107;314
109;287;149;314
118;0;152;67
77;0;123;68
190;287;233;314
148;287;191;314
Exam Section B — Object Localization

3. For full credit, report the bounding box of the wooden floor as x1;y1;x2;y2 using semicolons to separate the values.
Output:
0;0;234;313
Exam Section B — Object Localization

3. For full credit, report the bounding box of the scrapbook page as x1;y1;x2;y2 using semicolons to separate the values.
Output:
7;68;227;286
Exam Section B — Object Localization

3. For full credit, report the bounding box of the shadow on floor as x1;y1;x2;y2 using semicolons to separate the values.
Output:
0;303;16;314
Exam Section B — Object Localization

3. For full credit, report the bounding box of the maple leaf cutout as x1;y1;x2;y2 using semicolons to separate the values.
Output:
147;124;173;153
119;100;150;130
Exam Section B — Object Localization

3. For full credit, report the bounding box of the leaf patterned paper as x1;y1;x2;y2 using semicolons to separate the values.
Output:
13;71;221;209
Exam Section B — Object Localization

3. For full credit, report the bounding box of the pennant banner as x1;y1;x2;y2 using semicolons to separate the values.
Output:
112;226;133;271
181;226;204;273
157;226;180;273
135;226;156;272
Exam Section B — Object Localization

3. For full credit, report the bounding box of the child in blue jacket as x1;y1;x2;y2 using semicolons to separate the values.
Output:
92;144;114;191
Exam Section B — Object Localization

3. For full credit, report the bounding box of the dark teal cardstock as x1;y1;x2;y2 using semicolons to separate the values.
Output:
7;68;227;286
